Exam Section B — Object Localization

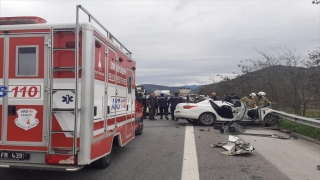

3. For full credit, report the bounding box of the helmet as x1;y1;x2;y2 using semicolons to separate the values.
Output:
258;91;266;96
249;93;256;97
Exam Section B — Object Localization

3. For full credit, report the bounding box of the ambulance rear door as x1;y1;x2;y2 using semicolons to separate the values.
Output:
1;34;49;151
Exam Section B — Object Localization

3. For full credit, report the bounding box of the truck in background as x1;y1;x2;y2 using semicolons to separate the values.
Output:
154;90;162;97
136;85;146;94
179;88;191;96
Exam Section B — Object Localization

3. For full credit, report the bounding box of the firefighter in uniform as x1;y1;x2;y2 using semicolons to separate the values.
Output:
256;91;271;106
168;92;183;121
241;93;257;119
158;93;169;120
240;93;256;109
147;92;159;120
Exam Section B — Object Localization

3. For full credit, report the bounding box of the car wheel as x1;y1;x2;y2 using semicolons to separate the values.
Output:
263;114;278;126
199;113;216;126
135;121;143;135
186;119;198;124
93;148;112;169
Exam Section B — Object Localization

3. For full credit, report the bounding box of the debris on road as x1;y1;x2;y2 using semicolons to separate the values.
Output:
218;122;246;134
240;133;292;139
199;129;205;131
215;122;293;139
211;135;255;156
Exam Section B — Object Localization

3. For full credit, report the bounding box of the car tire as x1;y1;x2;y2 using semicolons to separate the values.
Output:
93;148;112;169
263;114;278;126
135;121;143;135
199;113;216;126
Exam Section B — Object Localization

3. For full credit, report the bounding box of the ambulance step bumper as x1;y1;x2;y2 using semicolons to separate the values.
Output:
0;162;83;171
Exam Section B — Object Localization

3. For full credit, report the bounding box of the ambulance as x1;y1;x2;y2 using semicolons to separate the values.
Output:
0;5;143;171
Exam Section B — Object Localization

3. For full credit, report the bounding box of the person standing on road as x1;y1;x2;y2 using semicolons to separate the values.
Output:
141;93;147;119
211;92;222;101
223;94;232;103
147;92;159;120
168;92;183;121
158;93;169;120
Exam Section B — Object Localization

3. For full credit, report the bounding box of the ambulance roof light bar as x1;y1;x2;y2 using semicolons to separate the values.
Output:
0;16;47;25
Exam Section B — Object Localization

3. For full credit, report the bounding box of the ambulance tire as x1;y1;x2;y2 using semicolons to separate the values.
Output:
93;149;112;169
135;121;143;135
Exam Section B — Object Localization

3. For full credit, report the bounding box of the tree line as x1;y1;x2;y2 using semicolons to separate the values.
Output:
197;46;320;117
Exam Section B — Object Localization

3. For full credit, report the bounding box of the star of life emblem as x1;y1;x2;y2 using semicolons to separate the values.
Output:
14;109;39;131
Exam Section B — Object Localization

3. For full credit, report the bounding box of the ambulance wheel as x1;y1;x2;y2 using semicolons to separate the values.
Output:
93;149;112;169
135;121;143;135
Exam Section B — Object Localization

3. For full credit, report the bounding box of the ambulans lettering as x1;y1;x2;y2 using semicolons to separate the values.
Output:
111;97;127;111
108;73;127;85
110;61;126;75
14;109;39;130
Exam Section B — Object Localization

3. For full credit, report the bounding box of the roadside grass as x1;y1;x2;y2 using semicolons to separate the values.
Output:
276;118;320;141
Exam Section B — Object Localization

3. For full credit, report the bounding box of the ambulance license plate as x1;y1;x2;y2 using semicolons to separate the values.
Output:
0;151;29;160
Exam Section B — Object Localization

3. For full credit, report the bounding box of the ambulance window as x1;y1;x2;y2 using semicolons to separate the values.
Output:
17;46;38;76
127;76;132;94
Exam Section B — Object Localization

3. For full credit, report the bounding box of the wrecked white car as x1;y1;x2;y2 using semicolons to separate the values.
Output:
174;98;278;126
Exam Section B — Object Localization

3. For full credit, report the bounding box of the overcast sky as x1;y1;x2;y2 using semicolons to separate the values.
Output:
1;0;319;86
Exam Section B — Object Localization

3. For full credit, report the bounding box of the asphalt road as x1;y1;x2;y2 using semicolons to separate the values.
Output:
1;115;317;180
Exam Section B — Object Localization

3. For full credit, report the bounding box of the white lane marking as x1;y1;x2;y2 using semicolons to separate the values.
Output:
181;122;200;180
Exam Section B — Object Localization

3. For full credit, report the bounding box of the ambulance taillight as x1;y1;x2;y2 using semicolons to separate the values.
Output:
45;154;78;165
0;16;47;25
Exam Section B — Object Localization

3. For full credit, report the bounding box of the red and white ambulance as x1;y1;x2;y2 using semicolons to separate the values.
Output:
0;5;143;171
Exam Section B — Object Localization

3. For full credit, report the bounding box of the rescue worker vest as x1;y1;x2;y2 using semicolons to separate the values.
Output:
240;96;256;108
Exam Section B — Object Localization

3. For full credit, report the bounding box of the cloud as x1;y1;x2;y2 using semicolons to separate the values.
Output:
174;0;193;11
1;0;318;86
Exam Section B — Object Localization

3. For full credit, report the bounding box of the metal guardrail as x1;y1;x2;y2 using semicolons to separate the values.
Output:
272;110;320;129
